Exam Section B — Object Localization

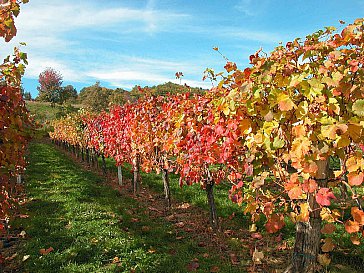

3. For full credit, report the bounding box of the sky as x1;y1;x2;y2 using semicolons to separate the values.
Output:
1;0;363;98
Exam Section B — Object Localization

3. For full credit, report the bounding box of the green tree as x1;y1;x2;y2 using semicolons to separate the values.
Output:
78;82;112;112
59;84;77;104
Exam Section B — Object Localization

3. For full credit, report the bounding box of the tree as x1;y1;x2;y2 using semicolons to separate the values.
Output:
23;91;32;100
36;67;63;106
59;84;77;104
78;82;112;112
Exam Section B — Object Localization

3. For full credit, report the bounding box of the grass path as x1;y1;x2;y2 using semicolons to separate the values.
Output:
17;141;244;273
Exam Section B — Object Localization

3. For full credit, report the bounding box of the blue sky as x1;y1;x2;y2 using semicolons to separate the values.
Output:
1;0;363;98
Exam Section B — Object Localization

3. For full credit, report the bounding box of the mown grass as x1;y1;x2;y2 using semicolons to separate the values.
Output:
17;142;244;272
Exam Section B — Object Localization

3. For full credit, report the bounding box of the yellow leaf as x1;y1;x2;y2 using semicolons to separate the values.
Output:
346;156;360;173
296;203;310;222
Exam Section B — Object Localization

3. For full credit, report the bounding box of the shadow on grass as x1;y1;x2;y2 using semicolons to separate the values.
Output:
15;142;243;273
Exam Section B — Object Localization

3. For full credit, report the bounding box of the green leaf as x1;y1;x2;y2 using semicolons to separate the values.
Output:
273;136;285;149
352;99;364;117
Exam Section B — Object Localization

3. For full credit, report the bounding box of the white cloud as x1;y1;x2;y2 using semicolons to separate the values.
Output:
15;0;188;35
235;0;268;17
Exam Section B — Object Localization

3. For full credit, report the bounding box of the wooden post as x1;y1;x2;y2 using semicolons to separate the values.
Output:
206;178;218;231
117;165;123;186
162;168;171;209
133;155;140;194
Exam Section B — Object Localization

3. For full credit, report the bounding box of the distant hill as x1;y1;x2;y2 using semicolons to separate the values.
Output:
77;81;208;112
129;81;207;99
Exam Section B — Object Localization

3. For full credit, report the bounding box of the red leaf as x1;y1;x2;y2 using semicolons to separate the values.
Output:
215;125;225;136
316;188;336;206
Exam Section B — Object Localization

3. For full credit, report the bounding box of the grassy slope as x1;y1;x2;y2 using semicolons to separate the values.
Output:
18;142;243;273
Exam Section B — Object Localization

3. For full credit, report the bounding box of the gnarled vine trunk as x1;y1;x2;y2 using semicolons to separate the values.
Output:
290;159;329;273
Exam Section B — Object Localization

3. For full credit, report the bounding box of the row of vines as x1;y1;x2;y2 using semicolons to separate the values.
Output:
49;19;364;272
0;0;32;266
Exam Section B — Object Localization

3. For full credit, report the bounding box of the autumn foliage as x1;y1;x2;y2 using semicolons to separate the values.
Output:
0;0;32;257
50;19;364;270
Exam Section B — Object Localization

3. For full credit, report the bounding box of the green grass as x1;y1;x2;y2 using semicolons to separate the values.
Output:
17;142;244;273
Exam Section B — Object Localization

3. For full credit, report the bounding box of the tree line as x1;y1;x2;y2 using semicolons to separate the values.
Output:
29;67;206;112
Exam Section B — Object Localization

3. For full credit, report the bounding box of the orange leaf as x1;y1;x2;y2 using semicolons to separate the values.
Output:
351;207;364;225
347;172;363;186
265;214;285;233
345;220;360;233
302;179;318;193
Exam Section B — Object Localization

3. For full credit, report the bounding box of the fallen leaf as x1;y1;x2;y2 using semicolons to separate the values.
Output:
178;203;191;209
39;247;54;255
131;218;140;223
5;253;18;261
203;253;209;258
112;256;120;264
210;265;220;272
251;232;262;240
148;247;156;253
252;249;264;264
230;253;239;265
174;222;185;228
187;261;199;271
141;226;151;232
